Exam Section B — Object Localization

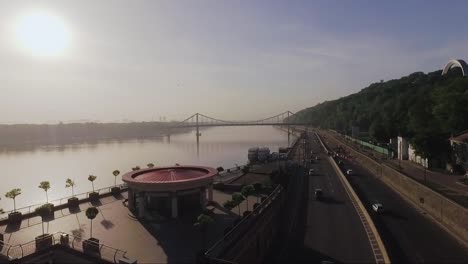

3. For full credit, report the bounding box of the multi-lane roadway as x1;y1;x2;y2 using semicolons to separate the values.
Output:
286;134;376;263
321;132;468;263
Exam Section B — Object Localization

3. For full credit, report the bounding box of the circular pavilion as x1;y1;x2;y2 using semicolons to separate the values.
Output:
122;165;217;218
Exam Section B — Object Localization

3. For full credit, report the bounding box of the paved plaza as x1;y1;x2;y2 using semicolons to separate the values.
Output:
1;190;257;263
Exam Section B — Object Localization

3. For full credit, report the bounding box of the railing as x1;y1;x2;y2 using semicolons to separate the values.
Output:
0;183;128;221
205;185;283;260
217;165;245;177
1;232;127;263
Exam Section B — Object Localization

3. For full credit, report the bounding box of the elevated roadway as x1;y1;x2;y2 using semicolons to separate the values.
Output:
281;133;376;263
321;132;468;263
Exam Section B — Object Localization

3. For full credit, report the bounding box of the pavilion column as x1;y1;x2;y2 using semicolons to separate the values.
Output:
128;188;136;213
200;187;206;209
208;184;213;201
171;192;178;218
137;192;146;218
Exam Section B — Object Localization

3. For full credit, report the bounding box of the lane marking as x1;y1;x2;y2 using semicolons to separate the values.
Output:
316;132;390;264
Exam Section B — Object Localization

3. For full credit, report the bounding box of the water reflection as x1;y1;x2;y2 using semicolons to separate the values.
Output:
0;126;296;211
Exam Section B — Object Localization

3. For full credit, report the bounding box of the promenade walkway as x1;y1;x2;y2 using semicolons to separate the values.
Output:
0;189;257;263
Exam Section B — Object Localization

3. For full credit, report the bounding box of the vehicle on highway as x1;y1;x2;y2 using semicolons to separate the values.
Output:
346;169;353;175
309;169;315;175
314;189;323;200
372;203;384;213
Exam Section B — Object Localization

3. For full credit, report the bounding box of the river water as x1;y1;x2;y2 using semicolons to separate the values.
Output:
0;126;295;211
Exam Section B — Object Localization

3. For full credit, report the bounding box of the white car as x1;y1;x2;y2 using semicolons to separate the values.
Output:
346;169;353;175
372;203;384;213
309;169;315;175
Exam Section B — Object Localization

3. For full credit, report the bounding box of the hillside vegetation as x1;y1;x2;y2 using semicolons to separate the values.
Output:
291;68;468;160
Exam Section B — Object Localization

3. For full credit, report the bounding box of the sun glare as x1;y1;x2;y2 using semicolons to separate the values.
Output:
14;11;70;56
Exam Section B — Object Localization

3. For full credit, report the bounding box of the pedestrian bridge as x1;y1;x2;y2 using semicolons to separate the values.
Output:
170;111;309;128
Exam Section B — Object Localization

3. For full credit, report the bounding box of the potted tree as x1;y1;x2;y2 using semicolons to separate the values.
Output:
87;175;99;201
253;183;263;203
231;192;244;216
83;206;100;256
193;213;214;250
222;200;235;214
34;204;53;250
147;163;155;168
65;178;79;207
5;188;22;224
38;181;54;215
111;170;120;195
241;185;254;212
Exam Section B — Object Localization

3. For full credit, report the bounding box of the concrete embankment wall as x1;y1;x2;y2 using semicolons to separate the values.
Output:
204;135;305;264
324;132;468;245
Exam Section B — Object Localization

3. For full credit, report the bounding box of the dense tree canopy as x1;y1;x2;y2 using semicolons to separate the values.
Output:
291;68;468;160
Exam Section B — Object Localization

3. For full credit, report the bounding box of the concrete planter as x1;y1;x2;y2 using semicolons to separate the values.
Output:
68;197;79;207
83;238;100;256
88;192;99;201
44;203;55;217
111;186;121;195
8;211;22;224
35;234;53;251
60;233;69;246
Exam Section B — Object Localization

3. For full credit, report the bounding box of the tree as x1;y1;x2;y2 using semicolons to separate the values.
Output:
35;204;53;235
231;192;244;216
241;165;250;174
0;197;3;214
193;213;214;249
147;163;155;168
5;188;21;212
65;178;76;197
112;170;120;187
38;181;51;203
86;206;99;238
88;175;97;192
241;185;255;211
222;200;235;211
253;183;263;203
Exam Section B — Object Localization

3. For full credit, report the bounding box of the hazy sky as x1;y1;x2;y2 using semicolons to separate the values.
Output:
1;0;468;124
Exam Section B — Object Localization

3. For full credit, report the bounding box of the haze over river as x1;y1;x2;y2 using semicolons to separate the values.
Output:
0;126;296;212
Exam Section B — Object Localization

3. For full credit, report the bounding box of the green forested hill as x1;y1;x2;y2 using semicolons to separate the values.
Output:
291;67;468;159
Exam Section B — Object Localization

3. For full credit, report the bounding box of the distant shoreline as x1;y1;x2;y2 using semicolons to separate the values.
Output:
0;121;192;149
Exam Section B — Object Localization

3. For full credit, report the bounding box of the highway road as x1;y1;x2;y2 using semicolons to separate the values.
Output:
322;133;468;263
285;134;375;263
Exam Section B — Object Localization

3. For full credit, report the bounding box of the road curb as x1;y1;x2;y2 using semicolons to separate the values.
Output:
316;132;390;264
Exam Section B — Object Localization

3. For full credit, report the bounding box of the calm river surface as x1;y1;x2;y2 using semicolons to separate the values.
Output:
0;126;296;211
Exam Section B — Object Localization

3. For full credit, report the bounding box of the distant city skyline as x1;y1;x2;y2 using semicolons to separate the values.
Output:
1;0;468;124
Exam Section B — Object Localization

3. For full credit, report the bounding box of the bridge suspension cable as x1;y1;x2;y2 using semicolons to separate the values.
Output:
172;111;300;128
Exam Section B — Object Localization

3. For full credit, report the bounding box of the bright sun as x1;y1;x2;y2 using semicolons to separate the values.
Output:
15;11;70;56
